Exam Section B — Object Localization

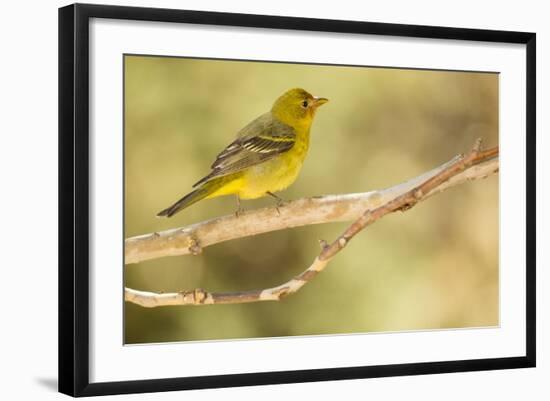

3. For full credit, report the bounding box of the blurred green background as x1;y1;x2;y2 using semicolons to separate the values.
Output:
124;55;499;344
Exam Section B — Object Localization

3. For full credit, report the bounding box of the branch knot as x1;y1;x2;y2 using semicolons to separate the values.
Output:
188;237;202;256
338;237;347;248
179;288;209;304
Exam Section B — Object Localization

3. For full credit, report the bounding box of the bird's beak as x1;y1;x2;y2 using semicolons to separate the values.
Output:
312;96;329;108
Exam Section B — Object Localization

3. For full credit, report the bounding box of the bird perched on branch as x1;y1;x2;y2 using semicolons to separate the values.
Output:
157;88;328;218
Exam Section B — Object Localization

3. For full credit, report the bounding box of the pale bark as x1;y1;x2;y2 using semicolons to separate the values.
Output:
125;142;498;307
125;148;498;265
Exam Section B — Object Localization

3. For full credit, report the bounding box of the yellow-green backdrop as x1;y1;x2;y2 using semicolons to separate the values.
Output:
124;55;498;344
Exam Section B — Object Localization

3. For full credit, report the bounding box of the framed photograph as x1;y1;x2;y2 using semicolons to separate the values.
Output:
58;3;536;397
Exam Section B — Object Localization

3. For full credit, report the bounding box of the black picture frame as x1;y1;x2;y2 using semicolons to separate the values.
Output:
58;3;536;397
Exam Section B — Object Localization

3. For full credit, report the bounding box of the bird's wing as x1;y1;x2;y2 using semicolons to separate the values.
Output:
192;113;296;187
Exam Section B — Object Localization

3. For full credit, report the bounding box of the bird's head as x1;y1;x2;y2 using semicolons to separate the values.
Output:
271;88;328;128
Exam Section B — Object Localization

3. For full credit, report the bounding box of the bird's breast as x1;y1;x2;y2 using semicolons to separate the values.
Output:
237;134;309;199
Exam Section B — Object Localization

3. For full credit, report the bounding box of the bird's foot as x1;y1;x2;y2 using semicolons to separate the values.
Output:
276;198;288;208
234;196;244;218
267;192;288;215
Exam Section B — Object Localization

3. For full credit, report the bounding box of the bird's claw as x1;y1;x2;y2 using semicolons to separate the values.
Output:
234;196;244;218
266;191;288;215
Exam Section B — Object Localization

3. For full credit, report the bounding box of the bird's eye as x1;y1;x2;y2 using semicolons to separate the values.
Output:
301;100;308;108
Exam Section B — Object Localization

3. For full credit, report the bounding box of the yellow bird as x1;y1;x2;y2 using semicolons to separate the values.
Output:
157;88;328;217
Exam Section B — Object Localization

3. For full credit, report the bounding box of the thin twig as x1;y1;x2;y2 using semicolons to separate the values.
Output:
125;141;498;307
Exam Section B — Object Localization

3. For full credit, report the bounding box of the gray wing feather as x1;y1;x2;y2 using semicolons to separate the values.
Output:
192;113;296;187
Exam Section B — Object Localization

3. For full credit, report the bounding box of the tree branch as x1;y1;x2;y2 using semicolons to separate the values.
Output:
125;141;498;307
125;146;498;265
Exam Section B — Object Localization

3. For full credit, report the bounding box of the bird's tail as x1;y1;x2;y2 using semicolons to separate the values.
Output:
157;181;219;218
